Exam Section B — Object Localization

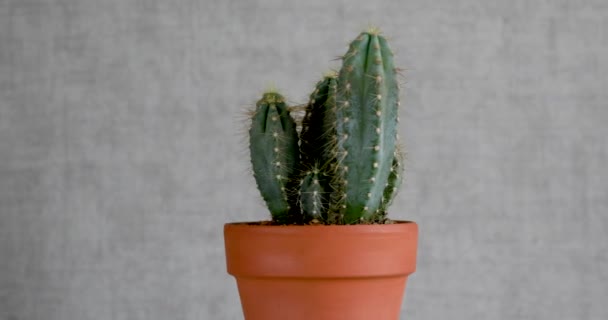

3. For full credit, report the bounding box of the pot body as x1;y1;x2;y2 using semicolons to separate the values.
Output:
224;221;418;320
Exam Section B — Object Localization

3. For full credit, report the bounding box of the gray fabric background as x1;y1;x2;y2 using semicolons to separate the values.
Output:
1;0;607;319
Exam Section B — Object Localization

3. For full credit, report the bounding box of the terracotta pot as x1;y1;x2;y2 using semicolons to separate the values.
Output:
224;221;418;320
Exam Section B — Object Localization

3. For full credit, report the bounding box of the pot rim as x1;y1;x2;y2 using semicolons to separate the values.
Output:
225;220;416;227
224;220;418;278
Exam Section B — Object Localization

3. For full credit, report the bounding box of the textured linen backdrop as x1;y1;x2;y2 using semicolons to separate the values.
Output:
1;0;607;319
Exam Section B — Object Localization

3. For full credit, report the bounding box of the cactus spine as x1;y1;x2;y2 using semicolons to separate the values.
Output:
249;29;403;225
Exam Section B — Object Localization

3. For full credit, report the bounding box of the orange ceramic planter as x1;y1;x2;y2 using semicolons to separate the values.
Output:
224;221;418;320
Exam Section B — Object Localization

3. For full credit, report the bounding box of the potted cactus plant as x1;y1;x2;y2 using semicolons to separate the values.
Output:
224;28;418;320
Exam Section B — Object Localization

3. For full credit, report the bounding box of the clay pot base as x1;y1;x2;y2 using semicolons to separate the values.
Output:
224;221;418;320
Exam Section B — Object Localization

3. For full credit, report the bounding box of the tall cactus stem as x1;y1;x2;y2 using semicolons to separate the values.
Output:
333;31;400;223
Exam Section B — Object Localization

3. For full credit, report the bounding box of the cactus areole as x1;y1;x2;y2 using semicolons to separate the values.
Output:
249;29;404;225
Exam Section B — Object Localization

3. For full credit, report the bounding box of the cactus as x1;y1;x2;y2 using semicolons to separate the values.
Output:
248;29;403;225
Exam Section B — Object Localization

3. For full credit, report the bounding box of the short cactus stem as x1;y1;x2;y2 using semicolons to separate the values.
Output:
298;166;329;222
249;91;300;223
376;146;404;221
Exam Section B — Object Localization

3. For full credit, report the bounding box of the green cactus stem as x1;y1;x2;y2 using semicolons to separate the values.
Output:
298;74;338;222
333;30;400;224
376;146;404;222
298;166;329;222
300;73;338;169
249;91;300;223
